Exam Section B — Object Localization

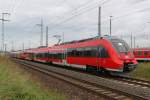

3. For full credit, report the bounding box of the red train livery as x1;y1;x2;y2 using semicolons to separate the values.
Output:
11;36;138;73
133;48;150;61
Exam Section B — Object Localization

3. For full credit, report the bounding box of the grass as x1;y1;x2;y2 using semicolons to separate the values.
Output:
130;62;150;81
0;56;67;100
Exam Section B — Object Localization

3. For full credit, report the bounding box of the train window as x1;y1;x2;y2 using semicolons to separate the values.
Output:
36;53;45;58
41;53;45;58
48;52;63;59
57;53;63;59
41;53;43;58
138;51;142;56
72;50;76;56
67;49;71;56
45;52;49;58
52;53;55;58
98;46;109;58
75;48;84;57
92;47;98;57
67;47;98;57
111;39;129;53
48;52;52;58
37;53;39;58
53;53;57;59
61;53;65;59
48;52;53;58
84;47;92;57
84;47;97;57
144;51;148;56
67;48;74;57
37;54;39;58
39;53;42;58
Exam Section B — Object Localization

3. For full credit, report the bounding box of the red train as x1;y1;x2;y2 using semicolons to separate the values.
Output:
11;36;138;73
133;48;150;61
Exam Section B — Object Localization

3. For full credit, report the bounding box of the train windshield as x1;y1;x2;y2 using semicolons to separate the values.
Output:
111;39;130;53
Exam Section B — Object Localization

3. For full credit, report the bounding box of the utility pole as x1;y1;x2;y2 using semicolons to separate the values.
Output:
28;40;31;49
120;35;123;39
134;36;136;49
98;7;101;38
62;33;64;43
4;44;7;55
131;33;133;48
11;41;14;51
0;13;10;52
46;26;48;47
109;16;113;36
36;19;43;47
148;22;150;46
22;43;24;51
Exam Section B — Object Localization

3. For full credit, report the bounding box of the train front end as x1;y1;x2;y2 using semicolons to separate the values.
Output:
110;38;138;72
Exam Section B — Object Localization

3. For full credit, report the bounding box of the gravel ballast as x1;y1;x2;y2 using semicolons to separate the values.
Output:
17;61;105;100
16;59;150;100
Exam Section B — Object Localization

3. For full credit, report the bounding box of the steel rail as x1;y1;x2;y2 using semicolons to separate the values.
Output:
113;76;150;89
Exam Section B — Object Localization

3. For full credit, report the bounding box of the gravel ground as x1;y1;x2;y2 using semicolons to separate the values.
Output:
18;64;105;100
21;60;150;100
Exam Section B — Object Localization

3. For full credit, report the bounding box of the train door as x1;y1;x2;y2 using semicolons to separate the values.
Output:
101;46;110;70
97;46;102;70
62;48;67;65
97;46;108;70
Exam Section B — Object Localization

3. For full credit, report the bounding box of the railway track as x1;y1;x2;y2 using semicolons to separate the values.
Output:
65;65;150;89
12;58;149;100
38;61;150;89
89;73;150;89
113;76;150;89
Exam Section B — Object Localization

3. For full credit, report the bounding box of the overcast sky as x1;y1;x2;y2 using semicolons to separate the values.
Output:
0;0;150;50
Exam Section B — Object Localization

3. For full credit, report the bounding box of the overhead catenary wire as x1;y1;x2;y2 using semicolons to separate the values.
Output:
6;0;150;49
112;7;150;21
49;0;100;24
59;5;150;32
11;0;108;37
48;4;150;44
48;0;109;32
7;0;150;32
48;0;150;35
51;0;149;26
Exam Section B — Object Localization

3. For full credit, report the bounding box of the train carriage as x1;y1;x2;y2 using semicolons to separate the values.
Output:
12;36;138;73
133;48;150;61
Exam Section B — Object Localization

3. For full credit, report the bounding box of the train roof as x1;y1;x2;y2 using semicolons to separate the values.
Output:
50;35;124;50
14;35;123;53
58;35;120;46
